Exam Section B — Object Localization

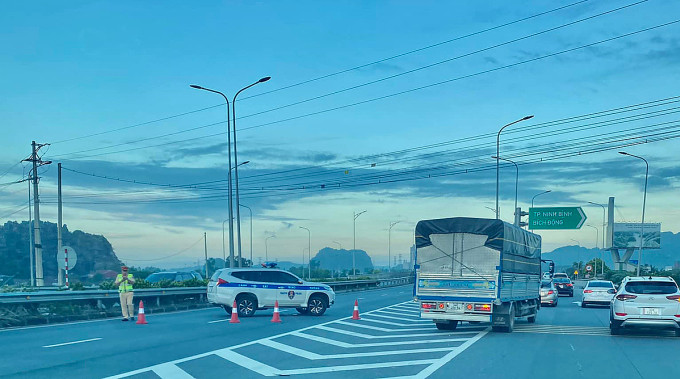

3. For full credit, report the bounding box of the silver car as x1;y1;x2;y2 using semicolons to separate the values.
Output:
610;276;680;336
582;280;616;307
540;280;559;307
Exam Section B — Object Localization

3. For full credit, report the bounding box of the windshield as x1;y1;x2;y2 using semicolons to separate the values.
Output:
625;281;679;295
146;273;176;283
587;282;614;288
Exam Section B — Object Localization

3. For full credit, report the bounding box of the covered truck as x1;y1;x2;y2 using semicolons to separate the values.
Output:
414;217;542;332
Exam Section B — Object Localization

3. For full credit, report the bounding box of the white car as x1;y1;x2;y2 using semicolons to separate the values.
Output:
207;268;335;317
582;280;616;307
610;276;680;336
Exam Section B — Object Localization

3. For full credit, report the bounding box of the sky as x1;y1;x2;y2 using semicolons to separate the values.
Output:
1;0;679;269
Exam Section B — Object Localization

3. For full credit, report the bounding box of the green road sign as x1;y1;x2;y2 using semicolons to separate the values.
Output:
529;207;587;230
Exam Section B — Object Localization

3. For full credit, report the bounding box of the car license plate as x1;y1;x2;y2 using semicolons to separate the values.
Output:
642;308;660;315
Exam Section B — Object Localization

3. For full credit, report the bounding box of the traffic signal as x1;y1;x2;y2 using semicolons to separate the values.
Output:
515;207;529;227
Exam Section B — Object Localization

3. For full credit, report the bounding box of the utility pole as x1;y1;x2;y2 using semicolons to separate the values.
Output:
204;232;209;279
28;178;34;287
23;141;51;286
57;163;63;286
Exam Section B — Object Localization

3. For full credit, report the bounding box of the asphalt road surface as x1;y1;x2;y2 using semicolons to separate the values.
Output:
2;285;678;379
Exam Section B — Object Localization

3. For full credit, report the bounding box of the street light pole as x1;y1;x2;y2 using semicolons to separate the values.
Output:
265;235;276;262
239;204;253;267
299;226;311;280
492;156;518;223
388;221;400;272
571;238;581;279
619;152;649;276
496;115;534;219
353;210;367;276
190;84;235;269
588;201;607;276
586;225;599;277
221;219;228;267
332;241;342;250
531;190;552;208
233;77;271;269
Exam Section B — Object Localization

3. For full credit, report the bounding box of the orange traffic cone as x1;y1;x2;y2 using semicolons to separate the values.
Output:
271;301;282;323
351;299;361;320
136;300;148;324
229;300;240;324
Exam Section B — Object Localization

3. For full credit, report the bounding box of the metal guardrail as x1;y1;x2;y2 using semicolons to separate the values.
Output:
0;276;414;304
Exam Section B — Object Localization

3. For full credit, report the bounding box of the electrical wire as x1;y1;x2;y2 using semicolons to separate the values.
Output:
117;235;205;262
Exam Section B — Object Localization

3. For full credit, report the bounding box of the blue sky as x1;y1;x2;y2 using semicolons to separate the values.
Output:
1;0;679;268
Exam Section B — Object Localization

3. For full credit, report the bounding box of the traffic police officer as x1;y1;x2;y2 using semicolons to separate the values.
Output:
115;266;136;321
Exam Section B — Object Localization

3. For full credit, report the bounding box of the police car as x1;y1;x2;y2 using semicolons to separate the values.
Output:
207;266;335;317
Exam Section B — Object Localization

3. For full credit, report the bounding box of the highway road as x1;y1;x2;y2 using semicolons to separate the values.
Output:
1;284;678;379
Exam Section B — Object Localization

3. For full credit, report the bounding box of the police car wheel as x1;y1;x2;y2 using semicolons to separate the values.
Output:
236;295;257;317
307;296;327;316
296;307;309;315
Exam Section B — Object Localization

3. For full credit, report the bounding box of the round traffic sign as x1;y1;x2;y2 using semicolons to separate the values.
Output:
586;265;592;272
57;246;77;270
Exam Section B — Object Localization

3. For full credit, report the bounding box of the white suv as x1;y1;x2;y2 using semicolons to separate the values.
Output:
207;268;335;317
610;276;680;336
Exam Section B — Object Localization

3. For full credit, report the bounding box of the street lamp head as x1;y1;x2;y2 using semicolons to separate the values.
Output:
545;190;551;193
258;76;272;83
242;160;250;165
189;84;203;90
522;115;534;121
618;151;630;156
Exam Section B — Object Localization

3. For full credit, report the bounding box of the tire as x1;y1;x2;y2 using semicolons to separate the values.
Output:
222;305;232;315
610;312;623;335
505;304;515;333
236;294;257;317
435;320;458;330
528;312;537;323
296;307;309;315
307;295;327;316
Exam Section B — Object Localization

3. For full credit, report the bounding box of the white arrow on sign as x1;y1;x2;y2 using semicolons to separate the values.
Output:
576;207;587;229
57;246;77;270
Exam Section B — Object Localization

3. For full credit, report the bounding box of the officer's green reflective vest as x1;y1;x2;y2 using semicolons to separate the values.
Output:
116;274;134;292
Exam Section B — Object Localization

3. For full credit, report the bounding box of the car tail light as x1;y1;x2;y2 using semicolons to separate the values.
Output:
584;290;593;293
422;303;434;309
217;278;228;285
615;312;627;316
616;294;637;301
666;295;680;301
567;283;573;287
474;304;492;312
548;290;554;295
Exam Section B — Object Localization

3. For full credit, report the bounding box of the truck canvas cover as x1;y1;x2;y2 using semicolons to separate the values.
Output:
416;217;542;275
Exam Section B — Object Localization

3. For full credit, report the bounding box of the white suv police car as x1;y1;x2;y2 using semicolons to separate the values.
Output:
207;268;335;317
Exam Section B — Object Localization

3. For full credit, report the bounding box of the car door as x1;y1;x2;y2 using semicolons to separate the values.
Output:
269;271;304;306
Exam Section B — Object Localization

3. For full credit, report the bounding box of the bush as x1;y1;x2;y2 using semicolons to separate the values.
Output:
99;280;116;290
69;282;86;291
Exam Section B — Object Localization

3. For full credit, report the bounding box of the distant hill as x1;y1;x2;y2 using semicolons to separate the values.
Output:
311;247;374;271
542;231;680;270
0;221;122;283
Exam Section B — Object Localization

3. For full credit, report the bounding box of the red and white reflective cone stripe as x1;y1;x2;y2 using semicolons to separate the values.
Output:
229;300;240;324
351;299;361;320
271;300;282;323
136;300;148;324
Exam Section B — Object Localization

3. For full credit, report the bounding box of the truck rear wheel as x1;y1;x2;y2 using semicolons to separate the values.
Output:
435;320;458;330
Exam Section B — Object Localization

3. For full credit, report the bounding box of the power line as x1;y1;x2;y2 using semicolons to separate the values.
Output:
46;19;680;162
45;1;590;147
118;235;205;262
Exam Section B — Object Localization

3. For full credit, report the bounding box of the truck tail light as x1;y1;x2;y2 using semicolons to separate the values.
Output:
474;304;492;312
217;278;228;285
665;295;680;301
438;303;445;310
584;290;593;293
466;304;473;311
616;294;637;301
422;303;434;309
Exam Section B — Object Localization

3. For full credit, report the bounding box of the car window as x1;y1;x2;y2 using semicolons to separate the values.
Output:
210;270;221;281
231;271;262;282
265;271;300;284
553;278;570;283
625;281;679;294
181;273;193;281
541;281;552;288
146;273;177;283
587;282;614;288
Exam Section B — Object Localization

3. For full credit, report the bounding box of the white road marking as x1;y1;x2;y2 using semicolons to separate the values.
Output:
570;344;575;351
291;331;470;348
207;319;230;324
43;337;102;348
368;312;428;322
359;317;431;326
333;320;433;332
315;325;475;339
151;363;195;379
260;339;460;359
